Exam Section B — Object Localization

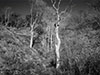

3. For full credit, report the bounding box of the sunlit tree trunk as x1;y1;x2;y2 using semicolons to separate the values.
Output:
30;0;34;48
55;26;61;68
51;0;73;68
29;0;37;48
51;0;61;68
30;24;34;48
30;18;37;48
55;9;61;68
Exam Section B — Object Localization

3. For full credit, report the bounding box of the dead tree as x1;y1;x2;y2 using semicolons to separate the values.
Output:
51;0;73;68
29;0;37;48
29;0;46;48
5;7;12;26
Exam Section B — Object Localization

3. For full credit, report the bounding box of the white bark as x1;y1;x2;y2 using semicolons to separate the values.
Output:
30;19;37;48
51;0;61;68
50;25;53;51
55;10;61;68
29;1;37;48
55;26;61;68
51;0;73;68
30;25;34;48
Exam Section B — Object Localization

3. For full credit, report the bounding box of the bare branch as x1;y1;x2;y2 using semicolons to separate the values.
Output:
32;18;38;29
53;0;57;10
51;0;58;11
57;0;62;10
59;0;75;16
59;8;67;16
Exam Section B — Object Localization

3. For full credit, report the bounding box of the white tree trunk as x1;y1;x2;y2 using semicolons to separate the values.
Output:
29;17;37;48
30;25;34;48
55;26;61;68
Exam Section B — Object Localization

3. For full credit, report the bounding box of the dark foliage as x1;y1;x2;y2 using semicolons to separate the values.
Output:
81;54;100;75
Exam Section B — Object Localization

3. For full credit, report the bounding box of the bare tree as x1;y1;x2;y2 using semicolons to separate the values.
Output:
5;7;12;26
29;0;37;48
29;0;73;69
29;0;46;48
51;0;73;68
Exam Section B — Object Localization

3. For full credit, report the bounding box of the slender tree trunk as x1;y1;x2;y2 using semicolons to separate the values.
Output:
51;0;73;68
47;26;50;51
29;1;37;48
50;0;62;68
30;25;34;48
50;26;53;51
55;25;61;68
5;7;11;26
30;18;37;48
55;12;61;68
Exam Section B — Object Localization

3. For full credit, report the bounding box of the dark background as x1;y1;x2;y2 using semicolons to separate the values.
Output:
0;0;95;16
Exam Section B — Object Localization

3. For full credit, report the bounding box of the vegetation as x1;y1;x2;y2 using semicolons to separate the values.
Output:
0;0;100;75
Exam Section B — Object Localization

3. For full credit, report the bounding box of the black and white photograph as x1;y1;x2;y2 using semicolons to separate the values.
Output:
0;0;100;75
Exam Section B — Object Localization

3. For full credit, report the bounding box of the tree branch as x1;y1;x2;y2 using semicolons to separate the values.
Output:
59;0;74;16
57;0;62;10
51;0;58;11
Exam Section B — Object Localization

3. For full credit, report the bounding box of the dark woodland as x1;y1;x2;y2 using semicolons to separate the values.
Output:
0;0;100;75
